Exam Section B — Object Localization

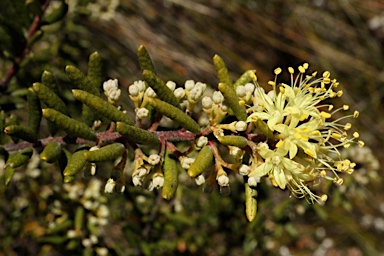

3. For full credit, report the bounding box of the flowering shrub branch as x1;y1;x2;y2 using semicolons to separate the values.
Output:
1;44;363;222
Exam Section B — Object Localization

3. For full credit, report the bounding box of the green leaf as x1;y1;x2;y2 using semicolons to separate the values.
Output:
4;125;38;143
218;82;247;121
162;150;179;200
137;45;155;73
32;82;69;115
72;89;134;125
116;122;160;145
42;108;97;141
149;98;201;134
187;146;213;178
213;54;233;88
84;143;125;162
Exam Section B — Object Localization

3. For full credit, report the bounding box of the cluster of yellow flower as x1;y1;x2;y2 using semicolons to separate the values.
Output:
246;64;364;203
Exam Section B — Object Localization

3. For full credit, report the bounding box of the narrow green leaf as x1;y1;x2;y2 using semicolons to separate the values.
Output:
217;135;248;148
5;148;33;168
27;88;42;133
116;122;160;145
32;82;69;115
149;98;201;134
213;54;233;88
42;108;97;141
3;166;15;185
143;69;181;109
245;181;258;222
187;146;213;178
137;45;155;73
84;143;125;162
42;0;68;25
218;82;247;121
72;89;134;125
65;65;100;96
162;150;179;200
40;141;62;163
4;125;38;143
87;52;102;91
63;149;88;182
41;70;59;94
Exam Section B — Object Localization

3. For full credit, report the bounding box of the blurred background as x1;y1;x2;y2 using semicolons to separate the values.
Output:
0;0;383;255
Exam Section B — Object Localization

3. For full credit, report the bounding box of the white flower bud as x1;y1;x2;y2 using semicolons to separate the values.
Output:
245;83;255;93
90;163;97;176
235;121;247;132
217;174;229;187
239;165;250;176
135;80;146;92
103;79;118;92
104;178;116;193
196;136;208;148
166;81;176;91
236;85;246;97
202;96;213;109
181;157;195;169
129;84;140;96
248;176;260;187
108;88;121;101
136;108;149;119
195;82;207;91
132;176;142;186
221;103;228;112
195;175;205;185
145;87;157;98
189;86;203;102
150;175;164;190
229;146;242;158
148;154;161;165
174;88;185;99
185;80;195;91
137;167;148;177
212;91;224;104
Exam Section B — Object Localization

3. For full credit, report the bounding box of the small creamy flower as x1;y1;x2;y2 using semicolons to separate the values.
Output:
248;176;260;187
195;175;205;185
212;91;224;104
235;121;247;132
239;164;250;176
181;157;195;169
174;88;185;99
245;83;255;94
236;85;246;97
96;247;109;256
149;175;164;190
196;136;208;148
229;146;242;158
145;87;157;98
132;176;142;186
136;167;148;177
128;84;139;96
82;238;92;248
104;178;116;193
148;154;161;165
136;108;149;119
103;79;118;92
202;96;213;109
184;80;195;91
217;174;229;187
108;88;121;101
166;81;176;91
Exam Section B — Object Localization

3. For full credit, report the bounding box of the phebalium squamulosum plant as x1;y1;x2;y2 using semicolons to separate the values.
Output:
1;44;365;223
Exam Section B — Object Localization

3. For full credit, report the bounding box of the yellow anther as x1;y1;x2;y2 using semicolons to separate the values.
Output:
358;140;365;147
336;90;343;97
312;71;318;76
298;65;305;73
331;132;342;139
320;170;326;177
343;143;351;148
321;194;328;202
239;100;245;106
322;71;330;78
250;71;257;82
353;132;359;138
323;77;331;84
274;67;282;75
304;148;315;158
268;81;276;86
343;105;349;110
353;111;359;118
328;105;334;111
303;63;309;69
288;67;294;74
347;169;354;174
321;111;332;119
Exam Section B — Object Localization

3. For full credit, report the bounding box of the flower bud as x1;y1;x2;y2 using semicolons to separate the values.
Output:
148;154;161;165
235;121;247;132
196;136;208;148
202;96;213;109
212;91;224;104
185;80;194;91
166;81;176;91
